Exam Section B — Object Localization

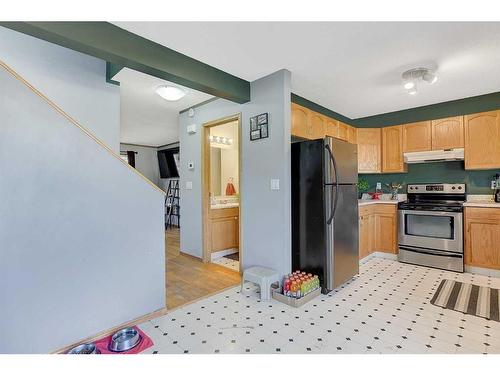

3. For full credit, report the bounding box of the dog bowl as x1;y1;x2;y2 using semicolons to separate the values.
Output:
108;327;141;352
67;343;100;354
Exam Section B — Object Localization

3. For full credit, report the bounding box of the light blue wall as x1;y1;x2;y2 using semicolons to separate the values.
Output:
179;70;292;277
0;45;164;354
0;26;120;151
120;143;160;186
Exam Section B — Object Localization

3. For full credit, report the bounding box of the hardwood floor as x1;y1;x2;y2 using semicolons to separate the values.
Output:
165;228;241;310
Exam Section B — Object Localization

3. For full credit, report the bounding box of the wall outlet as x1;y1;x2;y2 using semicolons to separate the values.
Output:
376;182;382;190
270;179;280;190
185;181;193;190
491;180;497;190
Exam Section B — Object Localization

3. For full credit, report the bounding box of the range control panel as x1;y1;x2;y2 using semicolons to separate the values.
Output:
407;183;466;194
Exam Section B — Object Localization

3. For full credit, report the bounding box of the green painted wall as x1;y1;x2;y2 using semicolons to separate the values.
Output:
292;91;500;128
359;162;500;195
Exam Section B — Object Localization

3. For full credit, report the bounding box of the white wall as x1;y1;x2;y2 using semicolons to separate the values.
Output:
0;53;165;354
120;143;160;186
0;26;120;152
179;70;292;277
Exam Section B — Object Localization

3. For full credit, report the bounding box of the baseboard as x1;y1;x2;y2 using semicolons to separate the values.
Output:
179;251;203;261
363;252;500;278
465;265;500;278
53;306;168;354
359;251;397;264
210;248;238;261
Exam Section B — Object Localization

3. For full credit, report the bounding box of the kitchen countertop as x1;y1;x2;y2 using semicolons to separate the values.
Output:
464;195;500;208
358;199;401;206
358;193;406;206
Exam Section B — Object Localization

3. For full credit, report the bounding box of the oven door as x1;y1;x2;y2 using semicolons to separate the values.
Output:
398;209;463;253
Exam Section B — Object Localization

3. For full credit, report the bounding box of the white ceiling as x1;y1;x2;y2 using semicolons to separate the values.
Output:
114;22;500;119
114;68;213;147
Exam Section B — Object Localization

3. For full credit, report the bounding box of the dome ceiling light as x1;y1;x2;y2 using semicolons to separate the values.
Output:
402;67;438;96
155;85;186;101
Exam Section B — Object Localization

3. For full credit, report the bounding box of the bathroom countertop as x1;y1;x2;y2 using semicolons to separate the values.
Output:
211;202;239;210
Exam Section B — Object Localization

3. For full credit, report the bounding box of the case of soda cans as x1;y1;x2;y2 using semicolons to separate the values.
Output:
272;270;321;307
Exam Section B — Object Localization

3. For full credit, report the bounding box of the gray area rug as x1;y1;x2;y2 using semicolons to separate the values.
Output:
431;279;499;322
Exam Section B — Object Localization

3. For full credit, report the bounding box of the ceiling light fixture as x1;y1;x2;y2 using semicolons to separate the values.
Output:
402;67;438;96
155;85;186;101
210;135;233;146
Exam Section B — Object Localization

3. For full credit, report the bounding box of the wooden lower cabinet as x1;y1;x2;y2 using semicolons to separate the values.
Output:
465;207;500;270
210;207;239;253
358;204;398;259
373;204;398;254
359;207;375;259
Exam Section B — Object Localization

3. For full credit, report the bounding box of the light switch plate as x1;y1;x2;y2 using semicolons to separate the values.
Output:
186;181;193;190
271;179;280;190
376;182;382;190
187;124;197;134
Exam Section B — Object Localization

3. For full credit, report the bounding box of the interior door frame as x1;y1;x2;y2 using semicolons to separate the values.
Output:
201;113;242;273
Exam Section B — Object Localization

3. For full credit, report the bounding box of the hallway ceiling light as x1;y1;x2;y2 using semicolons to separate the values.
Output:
155;85;186;101
402;67;438;96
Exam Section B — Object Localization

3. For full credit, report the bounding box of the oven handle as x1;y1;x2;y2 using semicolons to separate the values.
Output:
399;246;463;258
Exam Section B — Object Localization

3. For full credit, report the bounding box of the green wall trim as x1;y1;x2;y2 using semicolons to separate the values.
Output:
1;22;251;104
354;91;500;128
105;62;123;86
291;93;355;125
359;161;500;195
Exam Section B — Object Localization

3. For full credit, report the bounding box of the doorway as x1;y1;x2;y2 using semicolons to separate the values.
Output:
202;114;242;273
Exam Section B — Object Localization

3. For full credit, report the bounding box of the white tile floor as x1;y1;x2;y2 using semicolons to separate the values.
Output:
212;256;239;272
139;257;500;354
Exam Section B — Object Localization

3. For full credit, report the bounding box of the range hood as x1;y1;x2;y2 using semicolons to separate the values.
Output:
404;148;464;164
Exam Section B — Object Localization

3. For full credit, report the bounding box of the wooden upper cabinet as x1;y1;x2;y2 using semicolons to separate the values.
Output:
309;112;326;140
403;121;431;152
382;125;406;173
338;122;349;141
357;128;382;173
465;207;500;269
291;103;310;139
324;118;339;138
431;116;464;150
464;110;500;170
347;126;357;144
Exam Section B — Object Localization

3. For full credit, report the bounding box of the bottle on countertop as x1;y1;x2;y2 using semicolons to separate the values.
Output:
495;174;500;203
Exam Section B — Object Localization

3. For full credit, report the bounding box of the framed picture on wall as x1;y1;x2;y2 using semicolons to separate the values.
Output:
249;112;269;141
260;124;269;139
250;130;261;141
250;116;258;131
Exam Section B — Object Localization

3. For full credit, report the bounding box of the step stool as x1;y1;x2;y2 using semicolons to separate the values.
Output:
241;266;280;300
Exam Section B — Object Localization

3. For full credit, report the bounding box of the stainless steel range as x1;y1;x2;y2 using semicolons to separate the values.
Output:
398;183;466;272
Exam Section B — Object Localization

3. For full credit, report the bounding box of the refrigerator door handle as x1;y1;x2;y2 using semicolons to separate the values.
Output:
325;144;339;225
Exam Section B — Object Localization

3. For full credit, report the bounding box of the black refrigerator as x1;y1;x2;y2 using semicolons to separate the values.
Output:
292;137;359;293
